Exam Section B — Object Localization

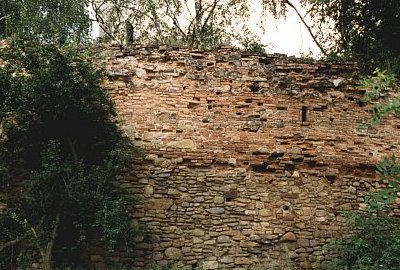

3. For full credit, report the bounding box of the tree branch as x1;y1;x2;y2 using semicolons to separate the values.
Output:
0;215;47;253
67;138;79;168
0;15;10;22
183;0;194;21
199;0;217;37
284;0;327;56
164;3;187;40
29;222;45;259
0;235;27;252
171;16;188;40
90;0;116;41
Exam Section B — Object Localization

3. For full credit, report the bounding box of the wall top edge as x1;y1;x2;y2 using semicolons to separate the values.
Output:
91;43;358;68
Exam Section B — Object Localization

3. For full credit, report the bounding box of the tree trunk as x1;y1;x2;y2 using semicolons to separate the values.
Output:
67;138;79;168
125;20;134;45
193;0;203;46
42;213;60;270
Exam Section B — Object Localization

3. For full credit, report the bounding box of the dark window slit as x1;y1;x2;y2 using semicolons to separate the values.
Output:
301;106;307;122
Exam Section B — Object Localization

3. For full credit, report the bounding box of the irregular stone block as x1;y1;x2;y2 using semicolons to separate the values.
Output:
193;228;205;236
164;247;182;260
203;260;219;269
214;196;225;204
207;207;225;215
135;68;146;78
145;199;173;210
217;235;231;243
259;209;271;217
234;257;253;265
224;190;239;200
170;139;196;149
297;239;310;247
280;232;297;242
220;255;234;264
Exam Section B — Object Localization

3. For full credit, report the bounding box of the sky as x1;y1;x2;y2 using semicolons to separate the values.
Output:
90;0;321;58
248;0;321;57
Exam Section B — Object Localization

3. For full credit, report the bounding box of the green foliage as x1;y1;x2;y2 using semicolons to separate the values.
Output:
323;86;400;269
366;155;400;211
0;211;25;268
362;99;400;128
0;0;90;46
359;69;395;102
241;39;266;54
95;198;136;252
308;0;400;73
91;0;287;48
0;2;137;268
358;69;399;127
324;213;400;270
322;154;400;269
0;43;136;268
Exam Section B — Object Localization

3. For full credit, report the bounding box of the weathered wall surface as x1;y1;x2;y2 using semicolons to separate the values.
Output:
94;44;399;269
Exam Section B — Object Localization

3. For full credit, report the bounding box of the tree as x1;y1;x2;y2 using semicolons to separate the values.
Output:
0;1;137;269
0;0;90;46
306;0;400;73
89;0;330;52
90;0;309;48
90;0;252;47
0;41;137;270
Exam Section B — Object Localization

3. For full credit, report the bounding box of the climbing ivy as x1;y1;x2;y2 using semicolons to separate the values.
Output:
359;68;395;102
359;69;400;209
359;69;399;127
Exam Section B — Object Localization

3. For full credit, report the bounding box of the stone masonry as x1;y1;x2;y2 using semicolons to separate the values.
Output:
93;44;400;269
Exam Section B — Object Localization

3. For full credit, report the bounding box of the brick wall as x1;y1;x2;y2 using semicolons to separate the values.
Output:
94;44;399;269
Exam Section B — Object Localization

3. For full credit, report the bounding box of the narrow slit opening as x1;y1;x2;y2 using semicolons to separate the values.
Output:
301;106;308;122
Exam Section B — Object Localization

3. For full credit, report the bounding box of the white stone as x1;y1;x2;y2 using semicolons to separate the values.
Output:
332;77;345;87
228;158;237;166
135;68;147;78
292;171;300;178
203;261;219;269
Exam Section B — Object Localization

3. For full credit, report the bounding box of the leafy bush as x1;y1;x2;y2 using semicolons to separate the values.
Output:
366;155;400;210
324;213;400;270
358;68;400;127
0;43;137;269
241;39;266;54
359;68;395;102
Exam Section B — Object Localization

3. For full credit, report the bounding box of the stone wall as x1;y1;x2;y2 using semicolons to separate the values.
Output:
94;44;400;269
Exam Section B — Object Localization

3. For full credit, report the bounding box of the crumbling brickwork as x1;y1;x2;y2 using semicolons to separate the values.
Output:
94;44;399;269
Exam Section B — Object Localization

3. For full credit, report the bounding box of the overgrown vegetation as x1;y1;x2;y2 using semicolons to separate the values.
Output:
319;68;400;270
359;69;396;102
0;42;137;269
322;212;400;270
2;0;399;73
89;0;284;48
0;1;137;269
1;1;400;269
0;0;90;46
358;68;400;127
307;0;400;74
